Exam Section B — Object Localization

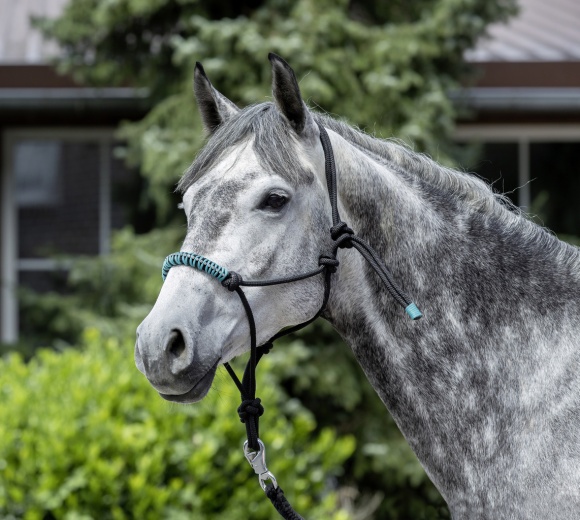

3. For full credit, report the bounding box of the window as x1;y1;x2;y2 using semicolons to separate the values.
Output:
455;125;580;236
1;129;136;343
529;142;580;236
16;140;101;261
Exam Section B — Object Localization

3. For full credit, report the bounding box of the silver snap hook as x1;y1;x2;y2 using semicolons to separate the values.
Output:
243;438;278;491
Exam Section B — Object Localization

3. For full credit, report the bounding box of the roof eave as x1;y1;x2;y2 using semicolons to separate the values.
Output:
0;87;151;112
450;87;580;112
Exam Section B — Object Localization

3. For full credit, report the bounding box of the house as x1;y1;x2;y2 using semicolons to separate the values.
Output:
0;0;149;343
455;0;580;237
1;0;579;343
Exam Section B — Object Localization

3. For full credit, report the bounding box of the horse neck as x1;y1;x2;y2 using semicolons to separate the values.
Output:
323;129;580;511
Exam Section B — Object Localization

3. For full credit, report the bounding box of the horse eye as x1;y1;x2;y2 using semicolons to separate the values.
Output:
262;193;288;210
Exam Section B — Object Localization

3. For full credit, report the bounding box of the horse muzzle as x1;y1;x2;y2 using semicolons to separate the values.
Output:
135;325;220;403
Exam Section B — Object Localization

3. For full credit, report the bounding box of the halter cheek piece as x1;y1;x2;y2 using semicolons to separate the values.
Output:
161;122;422;519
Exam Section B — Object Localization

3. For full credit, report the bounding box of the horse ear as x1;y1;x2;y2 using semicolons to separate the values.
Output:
268;53;311;134
194;62;240;134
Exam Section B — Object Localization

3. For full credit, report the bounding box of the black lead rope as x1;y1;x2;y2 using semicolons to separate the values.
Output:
162;122;421;520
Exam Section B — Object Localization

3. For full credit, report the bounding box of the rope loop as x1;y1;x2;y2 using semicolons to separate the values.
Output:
238;398;265;423
318;255;340;273
334;234;354;249
222;271;243;292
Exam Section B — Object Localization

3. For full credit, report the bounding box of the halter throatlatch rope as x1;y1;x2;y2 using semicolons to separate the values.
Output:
161;121;422;519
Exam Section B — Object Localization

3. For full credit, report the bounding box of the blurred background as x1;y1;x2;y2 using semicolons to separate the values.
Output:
1;0;579;518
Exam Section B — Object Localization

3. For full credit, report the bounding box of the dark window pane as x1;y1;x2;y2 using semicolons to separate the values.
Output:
456;142;520;206
16;140;100;258
110;148;140;230
19;269;68;294
530;142;580;236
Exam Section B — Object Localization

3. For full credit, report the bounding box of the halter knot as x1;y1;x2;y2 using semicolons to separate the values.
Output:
238;398;264;423
330;221;354;240
319;255;340;273
222;271;242;291
258;342;274;355
330;222;354;249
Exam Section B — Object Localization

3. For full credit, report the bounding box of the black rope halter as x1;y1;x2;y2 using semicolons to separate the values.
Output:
161;122;422;519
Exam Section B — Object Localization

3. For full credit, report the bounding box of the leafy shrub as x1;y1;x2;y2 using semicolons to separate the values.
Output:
0;329;354;519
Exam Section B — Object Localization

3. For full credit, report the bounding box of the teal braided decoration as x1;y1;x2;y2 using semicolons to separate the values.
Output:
162;252;229;282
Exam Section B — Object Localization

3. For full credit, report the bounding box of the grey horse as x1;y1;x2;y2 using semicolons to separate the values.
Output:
136;54;580;519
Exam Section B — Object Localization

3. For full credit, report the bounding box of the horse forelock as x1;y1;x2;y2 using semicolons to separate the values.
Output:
178;102;313;193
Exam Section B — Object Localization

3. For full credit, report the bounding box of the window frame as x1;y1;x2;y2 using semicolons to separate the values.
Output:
455;124;580;210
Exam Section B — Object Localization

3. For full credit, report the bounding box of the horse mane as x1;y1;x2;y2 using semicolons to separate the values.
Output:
311;112;580;266
311;112;513;216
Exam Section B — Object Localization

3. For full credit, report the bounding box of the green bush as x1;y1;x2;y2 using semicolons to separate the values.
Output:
0;329;354;519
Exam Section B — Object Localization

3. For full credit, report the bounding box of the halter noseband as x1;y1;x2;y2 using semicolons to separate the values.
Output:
161;122;422;518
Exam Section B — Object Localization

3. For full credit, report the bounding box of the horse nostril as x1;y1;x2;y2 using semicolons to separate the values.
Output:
168;330;186;358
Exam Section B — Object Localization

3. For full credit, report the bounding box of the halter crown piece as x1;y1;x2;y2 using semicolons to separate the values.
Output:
161;122;422;519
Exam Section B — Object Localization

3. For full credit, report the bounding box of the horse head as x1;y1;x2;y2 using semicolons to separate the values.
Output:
135;55;334;403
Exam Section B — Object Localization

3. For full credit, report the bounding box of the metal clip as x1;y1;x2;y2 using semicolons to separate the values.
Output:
243;439;278;490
